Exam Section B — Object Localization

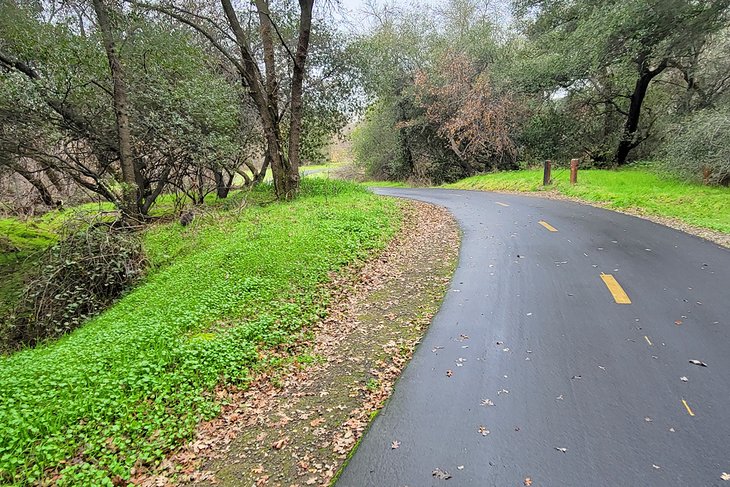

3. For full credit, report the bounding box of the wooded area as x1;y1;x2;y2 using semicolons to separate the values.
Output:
2;0;730;220
352;0;730;185
1;0;354;219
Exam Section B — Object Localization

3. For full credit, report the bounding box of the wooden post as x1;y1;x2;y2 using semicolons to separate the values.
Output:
702;165;711;185
570;158;579;185
543;160;552;186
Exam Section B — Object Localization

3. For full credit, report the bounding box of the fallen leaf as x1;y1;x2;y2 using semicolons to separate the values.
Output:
524;478;533;486
675;320;683;326
391;440;400;449
644;417;653;422
481;398;495;407
446;369;453;377
478;425;490;436
554;447;567;453
721;472;730;481
689;360;708;367
680;376;688;382
272;437;288;450
653;464;661;469
457;465;464;470
432;468;452;480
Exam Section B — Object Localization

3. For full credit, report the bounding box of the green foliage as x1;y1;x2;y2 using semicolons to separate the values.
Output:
446;167;730;233
3;225;146;352
351;101;406;180
661;109;730;185
513;0;730;164
0;180;400;485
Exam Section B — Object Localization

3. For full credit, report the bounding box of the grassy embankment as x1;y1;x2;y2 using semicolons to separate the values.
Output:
0;180;400;485
446;167;730;234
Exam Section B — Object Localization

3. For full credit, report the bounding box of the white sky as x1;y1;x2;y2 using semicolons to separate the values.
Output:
327;0;513;33
328;0;444;31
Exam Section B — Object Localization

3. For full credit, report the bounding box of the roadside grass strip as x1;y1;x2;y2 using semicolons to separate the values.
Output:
0;180;400;485
446;167;730;234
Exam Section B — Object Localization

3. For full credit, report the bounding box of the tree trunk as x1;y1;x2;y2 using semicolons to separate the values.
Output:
10;162;55;206
615;60;667;165
284;0;315;198
92;0;143;221
213;168;234;198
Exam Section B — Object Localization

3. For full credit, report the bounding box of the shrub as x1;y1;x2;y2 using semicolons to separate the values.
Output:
661;108;730;185
2;225;146;351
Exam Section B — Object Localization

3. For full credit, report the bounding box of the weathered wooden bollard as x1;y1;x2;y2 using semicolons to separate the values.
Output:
543;160;551;186
570;158;579;185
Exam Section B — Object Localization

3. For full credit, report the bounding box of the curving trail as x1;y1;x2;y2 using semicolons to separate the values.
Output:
336;188;730;487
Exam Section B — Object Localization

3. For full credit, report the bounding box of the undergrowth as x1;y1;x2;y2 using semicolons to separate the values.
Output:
0;179;400;485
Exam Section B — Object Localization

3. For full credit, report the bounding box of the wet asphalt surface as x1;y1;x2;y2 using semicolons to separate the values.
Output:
336;188;730;487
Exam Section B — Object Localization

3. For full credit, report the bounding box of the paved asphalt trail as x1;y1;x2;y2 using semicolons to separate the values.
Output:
337;188;730;487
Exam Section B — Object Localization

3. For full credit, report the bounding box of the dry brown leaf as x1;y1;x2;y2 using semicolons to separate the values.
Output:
272;437;288;450
524;478;533;486
446;369;453;377
391;440;400;449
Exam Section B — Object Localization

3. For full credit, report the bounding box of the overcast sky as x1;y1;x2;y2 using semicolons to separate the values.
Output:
327;0;512;33
328;0;444;31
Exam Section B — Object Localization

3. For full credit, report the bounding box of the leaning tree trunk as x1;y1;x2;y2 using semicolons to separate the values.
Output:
614;59;667;166
92;0;143;221
10;161;55;206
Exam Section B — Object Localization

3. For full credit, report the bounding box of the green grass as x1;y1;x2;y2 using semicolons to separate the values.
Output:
0;180;400;485
360;181;411;188
446;167;730;234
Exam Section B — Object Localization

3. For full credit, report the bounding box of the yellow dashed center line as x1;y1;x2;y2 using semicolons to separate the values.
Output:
496;202;510;207
682;399;696;417
644;335;653;346
538;220;558;232
600;273;632;304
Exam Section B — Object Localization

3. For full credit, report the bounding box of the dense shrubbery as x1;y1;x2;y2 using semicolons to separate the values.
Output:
2;225;146;352
661;109;730;185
